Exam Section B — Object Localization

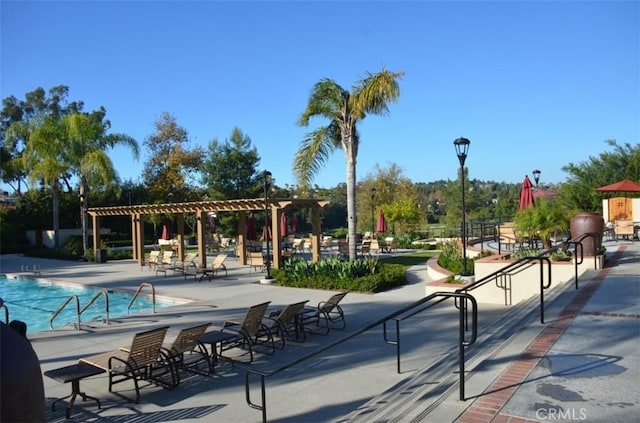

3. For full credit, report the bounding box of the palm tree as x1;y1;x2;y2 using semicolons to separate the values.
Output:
22;115;68;248
293;67;404;260
64;111;139;254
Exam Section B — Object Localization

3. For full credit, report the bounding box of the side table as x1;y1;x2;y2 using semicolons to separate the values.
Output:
44;362;105;419
199;330;237;369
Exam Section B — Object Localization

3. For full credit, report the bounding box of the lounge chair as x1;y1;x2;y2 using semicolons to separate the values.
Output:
219;301;274;363
302;292;348;335
79;326;172;403
170;252;198;275
189;253;229;282
145;250;160;271
162;323;211;385
249;251;266;272
155;250;177;276
497;222;519;251
263;300;309;348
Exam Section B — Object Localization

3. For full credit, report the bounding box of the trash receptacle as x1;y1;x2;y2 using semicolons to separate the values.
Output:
96;249;107;263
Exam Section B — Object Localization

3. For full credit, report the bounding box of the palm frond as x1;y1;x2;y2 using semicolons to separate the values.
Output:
351;68;404;116
292;126;340;187
298;79;348;126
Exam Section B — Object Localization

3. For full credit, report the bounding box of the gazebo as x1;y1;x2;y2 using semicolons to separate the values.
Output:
87;197;329;269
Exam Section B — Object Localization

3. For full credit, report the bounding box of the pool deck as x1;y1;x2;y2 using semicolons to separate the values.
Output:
0;239;638;422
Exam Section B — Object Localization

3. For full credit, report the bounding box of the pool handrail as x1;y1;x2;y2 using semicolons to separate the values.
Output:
128;282;156;314
49;294;81;330
79;288;110;325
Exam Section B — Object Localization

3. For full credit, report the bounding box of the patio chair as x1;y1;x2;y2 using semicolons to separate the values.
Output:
145;250;160;271
263;300;309;348
162;323;211;385
385;237;398;253
249;251;266;272
79;326;172;403
191;253;229;282
170;252;198;275
301;291;348;335
615;219;635;241
219;301;274;363
498;222;519;251
155;250;177;276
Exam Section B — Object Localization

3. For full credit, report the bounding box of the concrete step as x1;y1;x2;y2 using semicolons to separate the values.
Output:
339;270;595;423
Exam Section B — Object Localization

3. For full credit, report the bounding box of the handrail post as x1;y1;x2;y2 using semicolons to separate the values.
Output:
459;295;466;400
245;371;267;422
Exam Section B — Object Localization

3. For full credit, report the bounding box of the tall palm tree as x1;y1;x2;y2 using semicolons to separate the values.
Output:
22;115;68;248
294;67;404;260
64;111;139;254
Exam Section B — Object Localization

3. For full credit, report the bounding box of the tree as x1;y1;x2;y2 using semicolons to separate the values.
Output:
141;112;204;202
560;140;640;212
63;111;139;254
200;127;261;200
294;67;404;260
21;115;68;247
2;86;82;192
200;127;262;237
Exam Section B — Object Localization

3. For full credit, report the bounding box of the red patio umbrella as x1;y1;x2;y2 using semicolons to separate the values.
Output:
262;225;272;242
376;209;388;233
595;179;640;193
291;214;299;234
161;218;172;240
246;213;257;241
518;176;535;211
280;213;288;237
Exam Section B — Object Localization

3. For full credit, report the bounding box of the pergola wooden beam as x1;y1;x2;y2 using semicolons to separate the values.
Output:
87;197;330;269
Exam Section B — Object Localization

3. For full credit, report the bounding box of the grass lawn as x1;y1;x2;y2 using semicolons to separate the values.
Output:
379;251;438;269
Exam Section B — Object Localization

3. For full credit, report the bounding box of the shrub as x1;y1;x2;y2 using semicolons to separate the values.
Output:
436;240;474;275
271;256;406;293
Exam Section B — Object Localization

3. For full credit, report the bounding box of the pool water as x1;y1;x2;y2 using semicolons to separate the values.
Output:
0;275;186;333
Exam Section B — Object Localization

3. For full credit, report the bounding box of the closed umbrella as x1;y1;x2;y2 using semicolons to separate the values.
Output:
209;214;216;234
246;213;257;241
161;218;172;240
291;214;299;234
262;225;272;242
518;176;535;211
376;209;388;233
280;213;288;237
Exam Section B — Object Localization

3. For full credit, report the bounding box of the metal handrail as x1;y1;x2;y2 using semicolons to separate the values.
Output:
0;297;8;324
49;294;81;330
79;289;110;325
127;282;156;314
245;291;478;422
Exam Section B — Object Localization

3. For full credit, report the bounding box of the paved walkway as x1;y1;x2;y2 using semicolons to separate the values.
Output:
0;239;638;422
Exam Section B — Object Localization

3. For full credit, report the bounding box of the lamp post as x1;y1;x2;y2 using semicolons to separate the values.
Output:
262;170;273;278
532;169;541;189
370;187;376;234
454;137;471;276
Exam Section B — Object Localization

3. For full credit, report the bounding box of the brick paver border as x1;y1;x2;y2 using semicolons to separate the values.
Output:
456;246;628;423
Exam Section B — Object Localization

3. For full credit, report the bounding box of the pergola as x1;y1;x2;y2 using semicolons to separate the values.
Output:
86;197;329;269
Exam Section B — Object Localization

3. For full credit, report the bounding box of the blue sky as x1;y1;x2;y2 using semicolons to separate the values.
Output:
2;1;638;191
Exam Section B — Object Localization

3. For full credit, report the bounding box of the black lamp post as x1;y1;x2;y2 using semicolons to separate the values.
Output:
454;137;471;276
370;187;376;234
262;170;273;278
532;169;541;189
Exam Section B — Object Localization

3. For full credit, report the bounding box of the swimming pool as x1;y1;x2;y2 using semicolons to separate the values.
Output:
0;274;188;333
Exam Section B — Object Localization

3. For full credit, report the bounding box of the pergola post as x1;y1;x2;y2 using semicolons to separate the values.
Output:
196;210;207;269
272;206;282;269
176;213;185;260
137;214;145;267
131;215;138;261
310;207;322;263
238;212;247;265
91;215;100;262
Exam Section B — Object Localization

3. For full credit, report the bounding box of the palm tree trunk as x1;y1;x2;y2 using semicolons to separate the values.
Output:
80;180;88;256
52;181;60;249
345;149;358;260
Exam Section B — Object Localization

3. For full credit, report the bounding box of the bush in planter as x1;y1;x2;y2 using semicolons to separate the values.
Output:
271;256;406;293
436;239;474;275
514;197;570;249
